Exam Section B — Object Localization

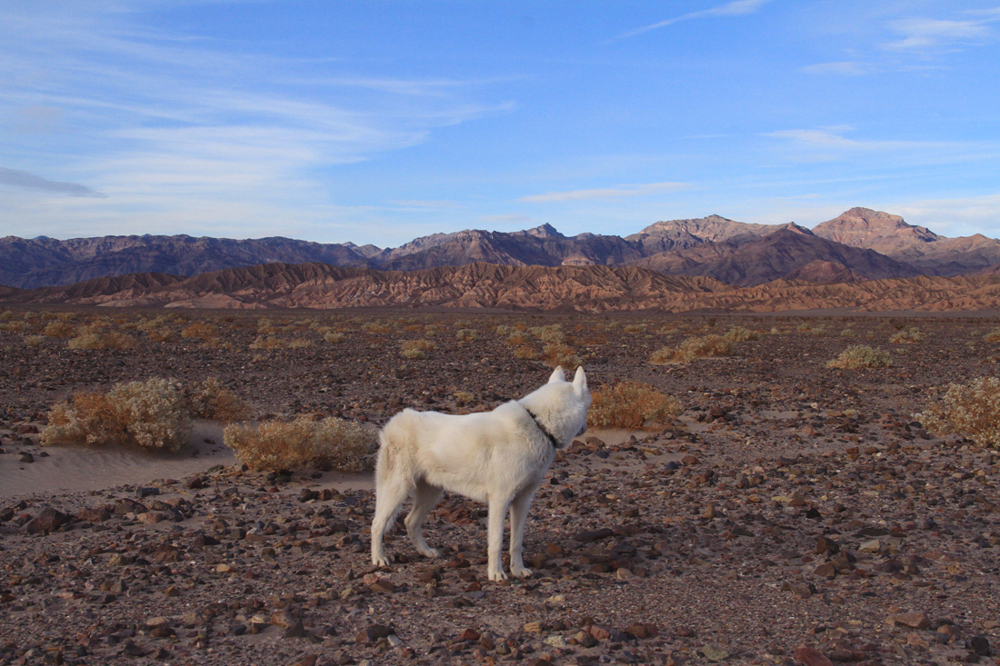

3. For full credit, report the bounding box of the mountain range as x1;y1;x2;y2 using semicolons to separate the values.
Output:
4;207;999;291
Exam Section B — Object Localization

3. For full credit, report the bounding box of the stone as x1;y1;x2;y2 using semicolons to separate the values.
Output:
24;507;70;534
816;537;840;555
969;635;991;656
793;644;833;666
813;563;838;579
459;628;480;642
858;539;881;553
355;624;394;643
18;453;34;463
575;528;614;543
284;620;307;639
701;644;729;661
76;506;112;523
523;621;542;633
888;611;930;630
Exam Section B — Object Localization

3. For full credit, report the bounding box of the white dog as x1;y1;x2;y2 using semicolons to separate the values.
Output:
370;366;591;581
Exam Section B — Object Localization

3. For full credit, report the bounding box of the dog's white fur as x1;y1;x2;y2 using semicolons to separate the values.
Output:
370;366;591;581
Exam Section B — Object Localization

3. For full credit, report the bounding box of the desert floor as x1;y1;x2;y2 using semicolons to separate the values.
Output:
2;308;1000;666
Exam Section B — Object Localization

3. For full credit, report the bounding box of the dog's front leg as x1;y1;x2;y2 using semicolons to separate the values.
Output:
508;488;536;578
486;498;511;581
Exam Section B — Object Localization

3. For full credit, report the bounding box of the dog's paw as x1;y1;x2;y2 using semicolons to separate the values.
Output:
510;566;533;579
372;555;390;567
487;569;508;582
418;547;441;559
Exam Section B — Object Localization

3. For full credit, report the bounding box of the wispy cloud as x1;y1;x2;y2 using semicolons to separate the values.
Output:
477;213;531;226
891;193;1000;239
392;200;463;209
0;167;105;197
521;181;689;203
801;61;869;76
884;16;994;51
616;0;771;40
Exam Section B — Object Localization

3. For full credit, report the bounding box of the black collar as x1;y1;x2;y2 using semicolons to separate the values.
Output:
524;406;561;449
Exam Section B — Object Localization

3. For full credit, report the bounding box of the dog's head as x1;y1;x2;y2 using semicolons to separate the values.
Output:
535;365;592;444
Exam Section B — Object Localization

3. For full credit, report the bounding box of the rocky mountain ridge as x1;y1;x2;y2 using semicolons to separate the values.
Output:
2;207;998;289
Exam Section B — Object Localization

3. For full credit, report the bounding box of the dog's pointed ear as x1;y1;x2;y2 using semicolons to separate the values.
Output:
573;366;588;391
548;366;565;383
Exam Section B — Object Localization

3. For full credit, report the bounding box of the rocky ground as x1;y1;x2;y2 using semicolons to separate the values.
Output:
2;308;1000;665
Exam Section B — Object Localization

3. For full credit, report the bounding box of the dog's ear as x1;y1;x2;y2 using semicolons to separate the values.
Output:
548;366;565;383
573;366;588;392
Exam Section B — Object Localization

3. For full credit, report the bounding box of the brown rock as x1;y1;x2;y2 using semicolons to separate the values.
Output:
814;563;838;579
355;624;394;643
794;644;833;666
24;506;70;534
888;611;930;630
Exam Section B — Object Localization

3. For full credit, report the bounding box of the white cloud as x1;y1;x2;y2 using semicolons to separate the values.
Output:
0;167;104;197
885;17;993;51
521;182;690;203
617;0;771;40
800;61;869;76
476;213;531;226
890;193;1000;238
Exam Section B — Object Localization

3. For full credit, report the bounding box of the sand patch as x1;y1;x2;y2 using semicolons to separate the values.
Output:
0;421;236;499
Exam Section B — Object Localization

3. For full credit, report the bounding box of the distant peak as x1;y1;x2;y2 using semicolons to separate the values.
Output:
515;223;564;239
775;222;814;235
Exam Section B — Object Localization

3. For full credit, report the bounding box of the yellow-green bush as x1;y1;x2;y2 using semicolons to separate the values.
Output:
920;377;1000;447
826;345;892;369
224;417;378;472
42;378;191;452
889;327;925;344
588;381;682;430
650;334;735;364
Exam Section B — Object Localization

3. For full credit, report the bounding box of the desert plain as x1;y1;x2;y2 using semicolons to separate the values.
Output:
2;307;1000;666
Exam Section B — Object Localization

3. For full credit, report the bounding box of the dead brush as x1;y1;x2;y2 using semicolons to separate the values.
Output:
181;321;219;340
67;331;136;350
43;321;76;338
224;416;378;472
186;378;252;423
826;345;892;369
982;327;1000;343
401;339;435;359
889;327;926;344
588;381;682;430
920;377;1000;447
649;334;735;364
42;378;191;452
542;343;582;371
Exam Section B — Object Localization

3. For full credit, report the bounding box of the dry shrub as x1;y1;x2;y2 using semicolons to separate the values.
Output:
288;338;313;349
649;334;735;365
588;381;682;430
530;324;565;344
250;335;287;350
920;377;1000;447
982;327;1000;343
623;324;646;334
723;327;759;342
826;345;892;369
42;378;191;452
324;332;346;343
506;330;530;345
362;321;392;334
513;345;540;360
24;335;44;347
44;321;75;338
542;343;581;371
456;329;478;342
1;320;27;333
401;339;435;360
67;331;136;350
187;378;252;423
224;417;377;472
840;328;855;337
889;327;925;344
181;322;219;340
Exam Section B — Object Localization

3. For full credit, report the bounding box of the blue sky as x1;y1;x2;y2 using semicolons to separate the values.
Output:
1;1;999;248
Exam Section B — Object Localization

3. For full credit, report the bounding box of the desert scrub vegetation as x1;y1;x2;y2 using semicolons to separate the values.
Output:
920;377;1000;447
42;378;192;452
542;343;582;371
67;330;136;350
983;327;1000;343
722;326;759;342
889;327;926;344
249;335;287;350
224;417;377;472
401;339;435;360
840;328;856;337
361;321;393;335
186;378;252;423
180;321;219;341
826;345;893;369
512;345;540;360
43;321;76;338
324;331;346;343
649;334;735;365
455;328;479;342
588;381;682;430
23;335;45;347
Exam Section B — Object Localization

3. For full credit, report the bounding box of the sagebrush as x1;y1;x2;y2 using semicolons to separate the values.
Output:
186;378;252;423
588;381;682;430
224;417;378;472
920;377;1000;448
649;334;735;364
826;345;892;369
42;378;191;452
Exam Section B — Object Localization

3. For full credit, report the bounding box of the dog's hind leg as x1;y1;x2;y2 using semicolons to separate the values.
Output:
508;486;537;579
370;469;412;568
486;496;513;581
405;480;443;559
